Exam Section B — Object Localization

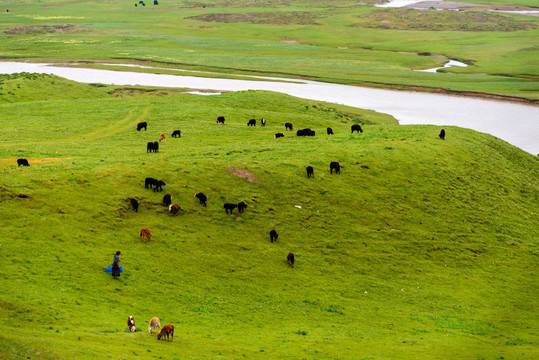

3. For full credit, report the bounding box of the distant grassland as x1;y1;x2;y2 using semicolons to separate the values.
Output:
0;74;537;360
0;0;538;100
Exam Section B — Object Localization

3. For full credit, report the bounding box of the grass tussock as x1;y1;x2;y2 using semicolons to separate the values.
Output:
0;76;537;359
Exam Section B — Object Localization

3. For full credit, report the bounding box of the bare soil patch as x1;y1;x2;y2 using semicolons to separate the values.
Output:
187;12;321;25
5;24;81;35
0;157;66;165
228;166;260;183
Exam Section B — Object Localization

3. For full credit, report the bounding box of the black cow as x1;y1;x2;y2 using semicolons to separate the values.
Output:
247;119;256;127
269;230;278;243
330;161;341;174
351;124;363;133
306;166;314;178
172;130;181;138
163;194;172;207
261;118;266;127
310;130;316;136
296;129;304;137
145;177;157;189
217;116;225;124
439;129;446;140
154;180;166;192
224;203;237;213
327;127;334;135
130;198;139;212
274;133;284;138
137;122;147;131
147;142;154;153
287;252;295;267
153;141;159;152
285;122;293;131
195;192;207;207
237;201;247;213
17;159;29;167
297;128;313;136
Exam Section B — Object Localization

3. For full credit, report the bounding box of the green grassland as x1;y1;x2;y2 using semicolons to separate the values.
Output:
0;0;538;100
0;74;537;359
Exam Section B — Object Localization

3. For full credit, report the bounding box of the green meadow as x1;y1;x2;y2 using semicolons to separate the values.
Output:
0;74;537;359
0;0;538;100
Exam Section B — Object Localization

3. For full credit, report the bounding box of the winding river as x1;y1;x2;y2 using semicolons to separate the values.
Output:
1;61;538;155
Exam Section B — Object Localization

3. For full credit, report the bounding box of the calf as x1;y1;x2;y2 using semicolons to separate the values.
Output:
171;130;181;138
330;161;341;174
287;252;295;267
217;116;225;124
224;203;237;214
261;118;266;127
145;177;157;189
327;127;334;135
274;133;284;139
159;133;166;142
154;180;166;192
127;316;136;332
163;194;172;207
247;119;256;126
140;228;151;242
351;124;363;133
306;166;314;178
237;201;247;213
270;229;278;243
157;324;174;342
169;203;181;216
130;198;139;212
195;192;207;207
137;121;147;131
148;317;161;333
439;129;446;140
285;122;293;131
17;158;29;167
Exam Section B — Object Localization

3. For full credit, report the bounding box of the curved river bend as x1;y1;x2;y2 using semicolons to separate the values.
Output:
1;62;538;155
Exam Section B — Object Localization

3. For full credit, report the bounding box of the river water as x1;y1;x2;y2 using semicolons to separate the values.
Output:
1;61;538;155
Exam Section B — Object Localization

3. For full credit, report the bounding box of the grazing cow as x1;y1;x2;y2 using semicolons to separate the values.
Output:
224;203;237;214
297;128;313;136
270;229;278;243
163;194;172;207
140;228;151;242
154;180;166;192
159;133;166;142
261;118;266;127
296;129;304;136
127;316;136;332
147;142;154;153
137;121;147;131
145;177;157;189
169;203;181;216
247;119;256;127
217;116;225;124
195;192;207;207
327;127;334;135
330;161;341;174
287;252;295;267
157;324;174;342
439;129;446;140
171;130;181;138
306;166;314;178
153;141;159;152
351;124;363;133
130;198;139;212
237;201;247;213
274;133;284;138
17;158;29;167
148;317;161;333
285;122;293;131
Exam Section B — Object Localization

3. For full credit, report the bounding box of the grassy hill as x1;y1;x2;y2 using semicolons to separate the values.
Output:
0;75;537;360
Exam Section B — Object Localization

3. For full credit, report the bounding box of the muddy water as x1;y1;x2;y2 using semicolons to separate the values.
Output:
1;61;538;155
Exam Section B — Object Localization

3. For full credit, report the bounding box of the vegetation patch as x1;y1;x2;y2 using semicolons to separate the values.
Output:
5;24;81;35
352;8;535;32
187;12;321;25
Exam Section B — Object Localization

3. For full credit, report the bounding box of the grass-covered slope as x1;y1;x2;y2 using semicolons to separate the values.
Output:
0;77;537;360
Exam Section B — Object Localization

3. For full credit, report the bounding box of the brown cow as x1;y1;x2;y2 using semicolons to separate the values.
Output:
159;133;166;142
148;317;161;333
157;324;174;342
140;228;151;242
127;316;136;332
287;252;295;267
169;204;181;216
